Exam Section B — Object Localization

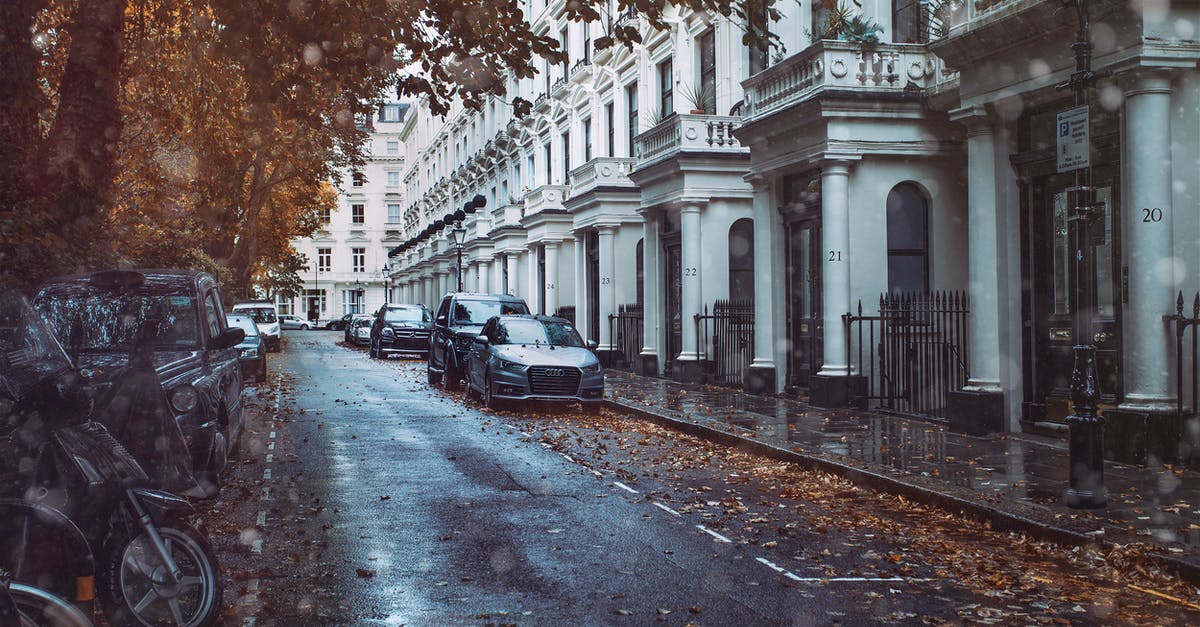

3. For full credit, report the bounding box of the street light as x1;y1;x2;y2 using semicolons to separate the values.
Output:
381;264;390;304
1058;0;1107;509
451;221;467;292
354;278;363;314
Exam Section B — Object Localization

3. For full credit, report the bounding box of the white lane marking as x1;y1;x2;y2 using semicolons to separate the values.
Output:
560;453;575;463
613;481;639;494
269;431;276;439
268;442;275;451
756;557;803;582
251;539;263;554
755;558;916;583
242;618;256;627
263;468;272;480
591;470;603;477
265;453;273;463
262;487;271;501
256;511;266;527
696;525;732;543
653;502;681;517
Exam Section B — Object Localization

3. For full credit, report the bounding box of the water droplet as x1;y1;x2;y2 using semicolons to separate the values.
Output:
303;43;323;67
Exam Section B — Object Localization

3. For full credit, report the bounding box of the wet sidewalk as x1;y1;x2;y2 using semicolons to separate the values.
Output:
602;370;1200;578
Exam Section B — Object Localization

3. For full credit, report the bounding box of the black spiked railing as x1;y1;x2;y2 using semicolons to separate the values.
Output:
844;291;970;420
694;299;755;387
607;303;643;371
1168;291;1200;416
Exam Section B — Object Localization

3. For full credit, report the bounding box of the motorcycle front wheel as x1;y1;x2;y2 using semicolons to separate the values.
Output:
7;582;93;627
98;518;221;627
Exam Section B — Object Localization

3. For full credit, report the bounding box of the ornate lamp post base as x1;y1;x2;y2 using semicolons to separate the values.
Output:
1064;344;1108;509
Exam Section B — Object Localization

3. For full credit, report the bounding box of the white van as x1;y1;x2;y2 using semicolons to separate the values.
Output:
232;301;281;352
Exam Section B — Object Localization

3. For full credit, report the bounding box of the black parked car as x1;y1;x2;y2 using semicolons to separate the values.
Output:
226;312;267;383
326;313;355;331
34;269;246;496
428;292;529;390
369;304;432;359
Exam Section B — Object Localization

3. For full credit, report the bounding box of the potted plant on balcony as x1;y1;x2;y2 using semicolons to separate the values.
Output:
812;1;881;44
679;81;716;115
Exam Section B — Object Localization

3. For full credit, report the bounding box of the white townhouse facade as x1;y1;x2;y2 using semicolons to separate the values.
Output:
387;0;1200;465
284;102;411;324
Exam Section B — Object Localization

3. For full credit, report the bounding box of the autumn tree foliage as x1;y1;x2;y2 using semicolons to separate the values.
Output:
0;0;778;293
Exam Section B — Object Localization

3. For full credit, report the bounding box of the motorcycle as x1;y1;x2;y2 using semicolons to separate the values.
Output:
0;294;222;626
0;566;93;627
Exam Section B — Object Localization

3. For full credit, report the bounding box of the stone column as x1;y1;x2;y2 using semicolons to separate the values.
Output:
640;212;660;375
597;225;617;357
574;233;588;341
527;244;541;313
477;257;491;295
746;176;777;393
946;107;1006;433
811;159;861;407
1121;74;1176;412
544;241;560;315
421;275;432;310
505;253;519;296
676;204;704;381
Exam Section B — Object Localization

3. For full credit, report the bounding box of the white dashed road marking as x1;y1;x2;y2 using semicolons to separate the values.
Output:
653;502;682;517
613;481;639;494
696;525;732;543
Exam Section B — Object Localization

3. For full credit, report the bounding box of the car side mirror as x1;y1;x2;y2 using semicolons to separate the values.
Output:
211;327;245;350
474;334;489;345
586;339;599;351
436;315;448;325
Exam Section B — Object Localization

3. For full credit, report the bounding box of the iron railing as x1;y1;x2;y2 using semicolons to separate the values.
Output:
844;291;969;420
608;303;643;371
694;299;755;387
1169;291;1199;415
554;306;576;326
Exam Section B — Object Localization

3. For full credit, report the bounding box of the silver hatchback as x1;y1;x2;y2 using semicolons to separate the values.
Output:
465;315;603;410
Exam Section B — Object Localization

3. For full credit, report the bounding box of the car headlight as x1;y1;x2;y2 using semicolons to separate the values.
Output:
382;327;394;336
500;359;528;372
240;347;259;358
581;363;601;373
169;384;199;413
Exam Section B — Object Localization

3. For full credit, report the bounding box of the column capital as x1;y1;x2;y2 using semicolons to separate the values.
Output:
1123;71;1173;97
744;172;770;190
948;104;993;127
596;223;618;235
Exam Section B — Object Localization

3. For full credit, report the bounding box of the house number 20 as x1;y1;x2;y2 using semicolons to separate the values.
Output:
1142;207;1163;223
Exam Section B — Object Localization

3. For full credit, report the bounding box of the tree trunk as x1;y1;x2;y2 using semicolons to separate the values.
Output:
39;0;127;262
0;0;46;206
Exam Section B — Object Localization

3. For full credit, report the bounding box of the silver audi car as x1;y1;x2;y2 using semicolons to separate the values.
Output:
465;315;603;410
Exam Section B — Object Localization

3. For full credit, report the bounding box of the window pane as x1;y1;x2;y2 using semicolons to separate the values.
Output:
887;255;927;295
885;185;927;250
1053;192;1070;314
1095;187;1114;317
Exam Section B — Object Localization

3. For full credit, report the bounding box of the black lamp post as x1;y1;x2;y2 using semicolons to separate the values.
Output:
381;264;390;304
354;278;363;314
451;220;467;293
1058;0;1107;509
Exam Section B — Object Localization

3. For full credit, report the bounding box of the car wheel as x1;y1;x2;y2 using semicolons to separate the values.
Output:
483;372;501;410
444;359;461;391
427;361;442;385
301;324;309;331
466;376;481;402
370;338;381;359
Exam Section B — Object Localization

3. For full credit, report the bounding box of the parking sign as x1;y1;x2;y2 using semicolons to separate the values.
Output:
1056;105;1089;173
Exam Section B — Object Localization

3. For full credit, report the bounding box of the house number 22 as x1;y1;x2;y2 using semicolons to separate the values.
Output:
684;267;698;276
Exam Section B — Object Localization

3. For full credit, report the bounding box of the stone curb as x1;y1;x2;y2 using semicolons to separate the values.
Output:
605;397;1200;587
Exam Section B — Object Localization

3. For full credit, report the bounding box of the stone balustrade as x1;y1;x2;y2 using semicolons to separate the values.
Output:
633;114;746;167
568;157;636;195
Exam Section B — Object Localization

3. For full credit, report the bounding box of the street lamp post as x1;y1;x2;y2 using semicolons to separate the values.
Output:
355;278;363;314
452;222;467;292
1058;0;1107;509
382;264;391;304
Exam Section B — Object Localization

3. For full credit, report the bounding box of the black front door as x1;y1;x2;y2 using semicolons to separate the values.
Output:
587;232;600;342
786;218;822;389
1023;168;1122;422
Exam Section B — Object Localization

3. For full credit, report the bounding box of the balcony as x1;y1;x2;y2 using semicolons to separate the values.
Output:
569;157;636;196
633;114;746;168
523;184;569;218
741;40;954;124
491;200;525;230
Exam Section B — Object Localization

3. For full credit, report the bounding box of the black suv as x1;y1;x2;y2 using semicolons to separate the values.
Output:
34;269;246;496
369;303;432;359
428;292;529;390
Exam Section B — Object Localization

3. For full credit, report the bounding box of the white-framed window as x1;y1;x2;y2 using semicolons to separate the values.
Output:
276;295;294;316
387;203;401;223
386;140;399;155
352;171;365;187
343;289;364;314
351;203;365;224
352;247;366;273
386;171;400;188
319;207;331;224
380;103;403;122
317;248;331;272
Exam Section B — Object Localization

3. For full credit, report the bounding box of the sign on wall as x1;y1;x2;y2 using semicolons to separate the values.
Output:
1056;105;1090;173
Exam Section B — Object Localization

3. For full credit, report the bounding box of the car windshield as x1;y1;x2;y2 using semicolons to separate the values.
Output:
385;307;429;323
494;319;584;347
452;300;528;326
227;316;260;336
36;288;201;351
354;318;372;327
0;293;75;401
239;307;277;323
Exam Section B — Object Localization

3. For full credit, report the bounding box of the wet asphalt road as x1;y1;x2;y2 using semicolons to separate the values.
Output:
209;331;1195;625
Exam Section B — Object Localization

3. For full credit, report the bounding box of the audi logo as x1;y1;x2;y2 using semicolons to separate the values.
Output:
542;368;566;377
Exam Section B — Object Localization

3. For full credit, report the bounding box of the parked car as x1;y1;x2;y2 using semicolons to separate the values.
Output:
227;312;267;383
232;301;281;352
349;315;373;346
327;313;355;331
278;314;311;330
369;304;432;359
34;269;245;495
465;315;603;410
428;292;529;390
